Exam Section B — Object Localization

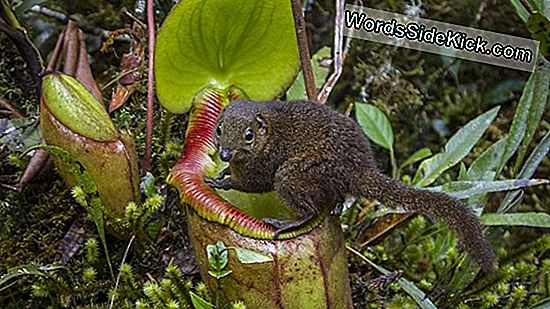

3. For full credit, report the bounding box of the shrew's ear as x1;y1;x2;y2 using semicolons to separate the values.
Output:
255;113;268;135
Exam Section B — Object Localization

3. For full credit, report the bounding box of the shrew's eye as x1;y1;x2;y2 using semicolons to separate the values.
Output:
244;127;255;143
216;124;222;137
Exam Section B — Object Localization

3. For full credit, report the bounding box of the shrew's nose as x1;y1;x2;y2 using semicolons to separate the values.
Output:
220;149;232;162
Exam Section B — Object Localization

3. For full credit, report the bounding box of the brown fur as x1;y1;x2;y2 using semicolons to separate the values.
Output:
207;99;496;272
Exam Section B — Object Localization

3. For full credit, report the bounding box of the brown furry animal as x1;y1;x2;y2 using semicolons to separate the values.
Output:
206;99;496;272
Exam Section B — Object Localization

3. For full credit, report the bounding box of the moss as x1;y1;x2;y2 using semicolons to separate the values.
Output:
0;34;38;117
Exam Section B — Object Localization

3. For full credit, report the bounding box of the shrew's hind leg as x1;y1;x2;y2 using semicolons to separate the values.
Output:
265;159;338;239
263;215;315;239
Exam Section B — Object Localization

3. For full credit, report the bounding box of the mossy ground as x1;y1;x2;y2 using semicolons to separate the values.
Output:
1;0;549;308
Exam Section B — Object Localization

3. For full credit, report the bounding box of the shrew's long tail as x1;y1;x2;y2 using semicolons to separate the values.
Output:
359;171;497;273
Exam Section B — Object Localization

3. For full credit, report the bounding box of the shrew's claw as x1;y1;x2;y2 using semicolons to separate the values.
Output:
203;175;232;190
204;176;217;187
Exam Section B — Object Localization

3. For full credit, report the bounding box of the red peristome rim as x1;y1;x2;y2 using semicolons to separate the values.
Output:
168;88;277;238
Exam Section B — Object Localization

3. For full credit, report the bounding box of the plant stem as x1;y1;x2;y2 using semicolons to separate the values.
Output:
290;0;317;101
317;0;345;103
0;1;44;97
29;5;131;41
108;235;135;309
544;271;549;300
0;96;24;118
0;0;21;29
160;110;174;148
518;0;534;14
390;148;398;179
216;279;221;309
143;0;155;173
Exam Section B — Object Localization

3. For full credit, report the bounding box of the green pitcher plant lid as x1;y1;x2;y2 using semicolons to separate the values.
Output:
42;73;117;142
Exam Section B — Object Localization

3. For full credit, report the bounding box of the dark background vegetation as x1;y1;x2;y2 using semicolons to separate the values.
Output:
1;0;549;308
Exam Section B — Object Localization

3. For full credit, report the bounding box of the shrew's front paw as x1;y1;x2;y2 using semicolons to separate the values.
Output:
203;176;233;190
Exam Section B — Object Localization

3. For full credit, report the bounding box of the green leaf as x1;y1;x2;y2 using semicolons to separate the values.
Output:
21;145;96;193
155;0;299;113
0;263;64;292
140;172;157;198
527;13;550;57
208;269;233;279
467;138;507;181
42;73;117;141
14;0;47;14
465;138;507;209
286;46;331;100
498;62;550;174
458;162;468;181
513;59;550;172
448;254;481;295
482;213;550;228
504;190;524;211
516;129;550;180
207;241;228;272
413;106;500;187
89;197;114;278
482;79;525;105
400;147;433;170
190;291;214;309
428;179;549;199
231;247;273;264
510;0;529;22
355;103;394;150
530;297;550;309
499;129;550;212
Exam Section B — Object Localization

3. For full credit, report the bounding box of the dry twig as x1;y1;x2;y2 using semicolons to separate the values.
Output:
317;0;345;104
0;96;25;118
290;0;317;101
142;0;156;173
